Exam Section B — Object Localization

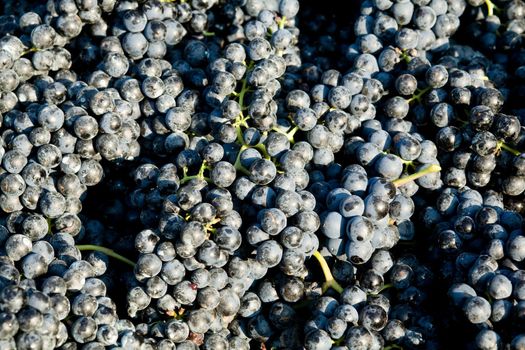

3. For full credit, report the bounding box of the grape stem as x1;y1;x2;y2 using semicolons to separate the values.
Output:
235;61;255;111
400;50;411;64
485;0;500;16
253;143;271;159
278;16;287;30
392;164;441;188
384;345;404;350
369;283;394;296
403;160;416;172
229;61;273;170
166;308;186;320
21;47;39;56
272;125;298;144
76;245;135;267
234;114;250;145
180;162;212;184
232;61;257;147
204;217;221;237
332;337;344;346
408;86;432;104
47;218;52;235
236;124;245;145
233;145;251;175
394;47;412;64
497;141;521;156
312;251;344;294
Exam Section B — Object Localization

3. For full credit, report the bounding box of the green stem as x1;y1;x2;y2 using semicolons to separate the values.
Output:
198;160;209;178
76;245;135;267
497;141;521;156
253;143;271;159
202;31;215;37
234;114;251;146
408;87;432;104
403;161;416;173
278;16;287;30
380;152;415;172
205;218;221;237
238;114;250;128
272;126;285;134
485;0;500;16
272;125;298;144
392;164;441;188
236;62;254;109
166;308;186;320
231;63;255;147
399;50;411;64
180;161;212;184
368;283;394;296
312;251;344;294
385;345;404;350
379;283;394;293
180;175;211;184
286;126;298;143
233;145;251;176
238;78;248;110
332;337;344;346
236;124;245;146
21;47;39;56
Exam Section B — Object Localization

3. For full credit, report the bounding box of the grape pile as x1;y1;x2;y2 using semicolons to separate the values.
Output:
0;0;525;348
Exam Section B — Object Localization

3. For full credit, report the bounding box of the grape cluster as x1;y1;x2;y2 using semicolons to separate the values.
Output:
302;252;438;350
0;0;524;349
422;186;525;347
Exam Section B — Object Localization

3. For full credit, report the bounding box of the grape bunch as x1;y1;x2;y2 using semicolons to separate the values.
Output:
0;0;525;349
